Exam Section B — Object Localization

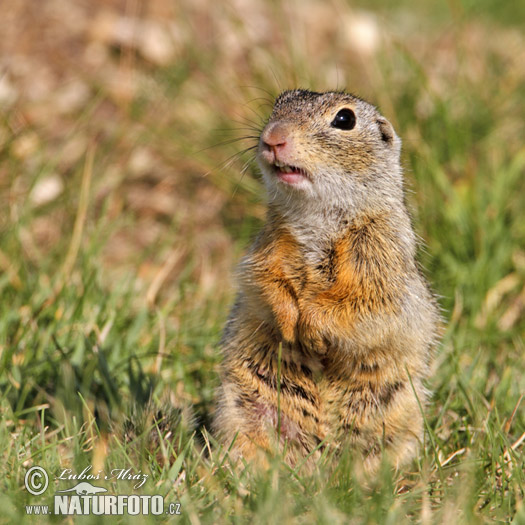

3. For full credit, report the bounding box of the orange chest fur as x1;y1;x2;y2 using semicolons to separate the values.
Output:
249;224;398;313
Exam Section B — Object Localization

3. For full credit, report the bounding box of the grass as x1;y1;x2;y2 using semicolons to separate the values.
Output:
0;0;524;523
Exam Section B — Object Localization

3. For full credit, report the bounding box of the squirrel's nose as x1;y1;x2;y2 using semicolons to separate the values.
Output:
261;121;290;154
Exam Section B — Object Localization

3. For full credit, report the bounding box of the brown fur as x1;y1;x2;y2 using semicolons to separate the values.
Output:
214;89;440;471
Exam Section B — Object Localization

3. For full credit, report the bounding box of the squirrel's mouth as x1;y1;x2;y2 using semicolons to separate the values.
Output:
272;160;310;186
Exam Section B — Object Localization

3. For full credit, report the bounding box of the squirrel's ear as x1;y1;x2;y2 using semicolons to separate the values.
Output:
376;118;396;145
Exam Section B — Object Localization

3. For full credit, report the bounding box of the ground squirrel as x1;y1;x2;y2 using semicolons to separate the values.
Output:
214;89;440;470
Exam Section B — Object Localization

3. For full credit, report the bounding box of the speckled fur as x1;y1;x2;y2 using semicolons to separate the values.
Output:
214;90;440;470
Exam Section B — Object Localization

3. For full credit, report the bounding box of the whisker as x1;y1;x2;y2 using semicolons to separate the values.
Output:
233;112;265;132
239;85;276;102
215;126;262;134
202;144;258;178
212;126;260;133
231;155;257;198
244;104;268;127
194;136;259;154
244;96;274;106
268;67;283;94
230;120;263;134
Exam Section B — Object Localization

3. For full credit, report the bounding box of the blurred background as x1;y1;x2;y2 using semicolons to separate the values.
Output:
0;1;524;520
1;0;524;303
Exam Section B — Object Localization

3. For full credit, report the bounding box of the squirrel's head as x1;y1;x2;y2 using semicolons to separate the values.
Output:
258;89;403;213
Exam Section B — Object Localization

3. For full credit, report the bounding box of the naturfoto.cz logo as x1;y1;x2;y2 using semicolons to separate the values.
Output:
24;466;181;516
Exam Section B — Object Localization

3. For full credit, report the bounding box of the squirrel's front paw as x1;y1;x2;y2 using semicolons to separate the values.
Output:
297;312;327;354
278;319;297;344
275;305;299;344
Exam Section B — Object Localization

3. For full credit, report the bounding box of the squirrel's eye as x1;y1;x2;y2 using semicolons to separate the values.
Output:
331;108;356;130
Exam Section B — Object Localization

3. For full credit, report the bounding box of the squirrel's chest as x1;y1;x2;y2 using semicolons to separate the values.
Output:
265;234;343;293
